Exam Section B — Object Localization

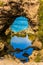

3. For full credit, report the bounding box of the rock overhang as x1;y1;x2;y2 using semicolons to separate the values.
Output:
0;0;39;33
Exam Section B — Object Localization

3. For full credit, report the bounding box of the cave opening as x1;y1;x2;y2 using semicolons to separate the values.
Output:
10;16;29;32
9;16;33;62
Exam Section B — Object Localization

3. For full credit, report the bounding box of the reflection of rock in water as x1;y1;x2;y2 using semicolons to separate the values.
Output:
10;35;33;62
10;35;32;50
23;53;29;57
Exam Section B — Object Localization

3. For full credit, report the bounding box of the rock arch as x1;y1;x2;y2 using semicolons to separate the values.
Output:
0;0;39;33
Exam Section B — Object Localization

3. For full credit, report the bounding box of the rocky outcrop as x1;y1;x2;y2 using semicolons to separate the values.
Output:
0;0;41;63
32;38;42;50
37;49;43;62
0;0;39;34
29;50;38;62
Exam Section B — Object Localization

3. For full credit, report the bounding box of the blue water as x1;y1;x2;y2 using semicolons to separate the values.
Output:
10;16;33;62
10;35;33;62
10;16;29;32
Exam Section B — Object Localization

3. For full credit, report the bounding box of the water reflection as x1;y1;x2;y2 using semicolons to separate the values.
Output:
10;35;33;62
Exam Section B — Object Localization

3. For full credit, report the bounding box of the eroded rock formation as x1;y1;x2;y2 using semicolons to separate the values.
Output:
0;0;41;62
0;0;39;34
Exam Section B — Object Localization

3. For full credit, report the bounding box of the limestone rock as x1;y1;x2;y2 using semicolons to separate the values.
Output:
0;0;9;3
32;38;42;49
32;26;38;32
0;0;39;33
34;49;43;62
40;49;43;56
29;50;39;62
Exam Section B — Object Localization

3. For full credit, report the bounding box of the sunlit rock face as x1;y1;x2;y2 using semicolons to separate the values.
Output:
0;0;39;33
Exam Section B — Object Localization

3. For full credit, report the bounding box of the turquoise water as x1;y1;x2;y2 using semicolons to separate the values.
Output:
10;16;29;32
10;35;33;62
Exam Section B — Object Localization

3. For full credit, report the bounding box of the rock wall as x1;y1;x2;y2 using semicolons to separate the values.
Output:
0;0;41;62
0;0;39;33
